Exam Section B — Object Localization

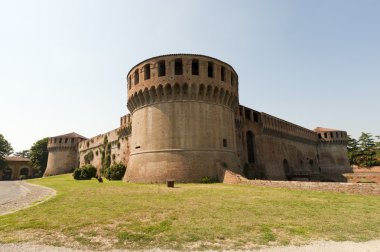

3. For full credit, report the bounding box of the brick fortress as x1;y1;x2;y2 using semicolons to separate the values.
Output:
44;54;352;182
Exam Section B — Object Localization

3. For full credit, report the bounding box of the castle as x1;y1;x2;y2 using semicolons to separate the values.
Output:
44;54;352;182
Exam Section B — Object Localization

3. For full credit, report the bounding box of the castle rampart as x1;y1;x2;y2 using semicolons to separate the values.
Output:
78;115;131;171
44;53;352;183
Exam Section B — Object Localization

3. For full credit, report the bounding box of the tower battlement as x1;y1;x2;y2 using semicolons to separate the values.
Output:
44;133;87;176
126;54;239;113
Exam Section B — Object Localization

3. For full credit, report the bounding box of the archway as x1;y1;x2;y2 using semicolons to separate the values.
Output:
20;167;29;177
246;131;255;163
283;159;292;180
2;167;12;180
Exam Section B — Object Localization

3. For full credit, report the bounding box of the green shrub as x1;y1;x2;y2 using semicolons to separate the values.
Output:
200;176;218;183
73;164;97;180
84;151;94;164
103;163;126;180
19;175;27;180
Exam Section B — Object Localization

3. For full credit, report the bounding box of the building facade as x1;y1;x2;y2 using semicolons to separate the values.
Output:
44;54;352;182
0;157;34;180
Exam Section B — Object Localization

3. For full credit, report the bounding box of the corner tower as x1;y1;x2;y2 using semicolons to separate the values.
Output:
314;127;352;181
124;54;240;182
44;132;87;176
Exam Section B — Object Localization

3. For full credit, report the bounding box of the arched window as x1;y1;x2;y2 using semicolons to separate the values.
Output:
134;70;139;84
158;60;165;76
246;131;255;163
2;167;12;180
175;59;183;75
191;59;199;75
144;64;150;80
128;76;132;89
20;168;29;177
283;159;291;180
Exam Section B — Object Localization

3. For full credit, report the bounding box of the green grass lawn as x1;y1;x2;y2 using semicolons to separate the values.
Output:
0;174;379;250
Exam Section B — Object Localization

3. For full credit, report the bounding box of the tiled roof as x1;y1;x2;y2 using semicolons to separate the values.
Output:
5;156;30;162
313;127;341;132
51;132;87;139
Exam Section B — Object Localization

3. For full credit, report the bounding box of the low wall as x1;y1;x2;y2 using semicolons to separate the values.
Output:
219;168;380;196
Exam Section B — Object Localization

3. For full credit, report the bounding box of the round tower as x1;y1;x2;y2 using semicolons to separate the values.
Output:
314;127;352;181
44;132;87;176
124;54;240;182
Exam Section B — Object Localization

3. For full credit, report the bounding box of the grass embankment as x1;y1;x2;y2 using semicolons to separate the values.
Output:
0;174;379;250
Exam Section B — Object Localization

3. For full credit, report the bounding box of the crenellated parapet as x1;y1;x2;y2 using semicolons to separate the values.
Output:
47;133;87;151
126;54;239;113
44;132;87;176
314;127;348;145
261;113;318;144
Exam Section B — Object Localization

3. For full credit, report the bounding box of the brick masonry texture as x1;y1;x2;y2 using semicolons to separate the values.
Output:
43;54;354;183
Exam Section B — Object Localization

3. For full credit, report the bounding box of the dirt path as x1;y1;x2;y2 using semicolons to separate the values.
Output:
0;240;380;251
0;180;56;216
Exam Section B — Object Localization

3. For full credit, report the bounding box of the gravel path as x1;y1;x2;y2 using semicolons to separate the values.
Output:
0;180;56;216
0;240;380;251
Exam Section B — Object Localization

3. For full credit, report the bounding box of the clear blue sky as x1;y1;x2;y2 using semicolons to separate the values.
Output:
0;0;379;152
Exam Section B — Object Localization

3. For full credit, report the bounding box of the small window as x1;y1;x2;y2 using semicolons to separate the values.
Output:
128;76;131;89
223;139;227;147
144;64;150;80
318;133;322;139
330;132;333;138
65;138;68;143
221;66;226;81
59;138;62;143
71;138;74;143
191;59;199;75
245;109;251;121
253;113;259;123
336;132;339;138
324;133;327;138
54;138;56;143
158;60;165;76
175;59;183;75
134;69;139;84
208;62;214;77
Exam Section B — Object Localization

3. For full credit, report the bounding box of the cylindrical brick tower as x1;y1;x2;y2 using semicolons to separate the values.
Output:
314;127;352;181
44;132;87;176
124;54;240;182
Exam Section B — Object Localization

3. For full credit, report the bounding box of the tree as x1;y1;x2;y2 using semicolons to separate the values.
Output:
347;135;359;165
375;135;380;160
14;150;30;158
357;132;378;167
29;138;49;177
0;134;13;171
